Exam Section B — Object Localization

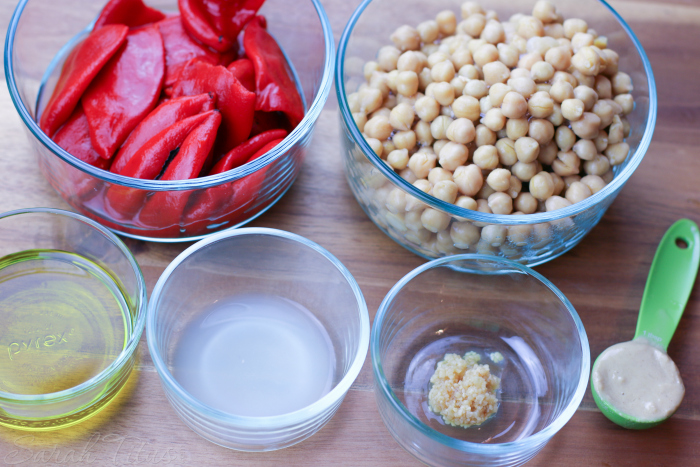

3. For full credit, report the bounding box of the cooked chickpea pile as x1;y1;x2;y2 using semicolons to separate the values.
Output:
348;0;635;237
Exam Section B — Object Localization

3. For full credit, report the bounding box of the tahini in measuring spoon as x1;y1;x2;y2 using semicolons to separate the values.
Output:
591;219;700;429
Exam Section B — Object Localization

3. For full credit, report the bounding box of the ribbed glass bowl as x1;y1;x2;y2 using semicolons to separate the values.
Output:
0;208;146;430
372;255;589;466
5;0;334;242
336;0;656;266
147;228;370;451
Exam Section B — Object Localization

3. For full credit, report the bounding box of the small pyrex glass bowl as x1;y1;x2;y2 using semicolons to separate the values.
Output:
0;208;147;430
5;0;334;242
336;0;656;266
147;228;370;451
372;255;589;466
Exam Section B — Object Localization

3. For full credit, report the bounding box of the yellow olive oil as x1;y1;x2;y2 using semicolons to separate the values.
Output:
0;249;130;396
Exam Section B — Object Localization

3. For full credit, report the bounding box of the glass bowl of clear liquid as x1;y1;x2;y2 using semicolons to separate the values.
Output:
147;228;370;451
371;255;589;467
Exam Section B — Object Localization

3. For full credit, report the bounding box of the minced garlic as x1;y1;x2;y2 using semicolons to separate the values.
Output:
428;352;500;428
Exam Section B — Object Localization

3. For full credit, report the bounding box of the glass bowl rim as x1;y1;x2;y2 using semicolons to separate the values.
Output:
146;227;371;429
370;253;591;454
4;0;335;192
335;0;657;226
0;207;148;404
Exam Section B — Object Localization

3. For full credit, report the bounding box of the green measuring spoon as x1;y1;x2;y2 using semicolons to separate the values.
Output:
591;219;700;429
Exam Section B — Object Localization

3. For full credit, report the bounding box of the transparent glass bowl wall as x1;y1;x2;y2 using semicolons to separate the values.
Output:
5;0;334;242
147;228;370;451
0;208;147;430
372;255;589;467
336;0;656;266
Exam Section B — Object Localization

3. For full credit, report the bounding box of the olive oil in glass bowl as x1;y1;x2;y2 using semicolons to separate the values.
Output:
0;209;146;430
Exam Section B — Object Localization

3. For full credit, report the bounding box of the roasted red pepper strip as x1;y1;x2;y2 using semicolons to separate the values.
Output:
178;0;233;53
182;138;282;235
82;25;165;160
94;0;166;29
226;58;255;92
202;0;265;43
111;93;215;174
171;59;255;154
106;110;215;218
138;111;222;234
39;25;128;138
157;16;224;88
53;105;110;170
210;128;286;174
244;16;305;127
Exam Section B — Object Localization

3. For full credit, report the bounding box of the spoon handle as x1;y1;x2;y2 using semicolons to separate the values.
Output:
634;219;700;351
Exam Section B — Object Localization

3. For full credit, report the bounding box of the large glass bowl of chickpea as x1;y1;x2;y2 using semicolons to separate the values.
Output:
336;0;656;266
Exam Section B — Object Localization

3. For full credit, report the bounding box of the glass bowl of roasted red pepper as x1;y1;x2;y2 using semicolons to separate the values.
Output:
5;0;334;241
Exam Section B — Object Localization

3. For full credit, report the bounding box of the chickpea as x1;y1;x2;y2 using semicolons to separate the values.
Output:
549;80;574;103
515;192;538;213
387;148;409;170
614;94;635;116
513;136;539;163
478;183;496;200
416;20;439;44
530;61;555;82
415;96;440;122
397;92;421;107
451;48;474;71
528;119;555;144
544;23;565;39
433;139;449;156
601;48;619;76
463;79;488;99
571;32;594;53
468;38;487;55
530;171;555;200
406;228;432;245
433;82;455;106
377;45;401;71
431;60;456;83
538;140;559;165
509;76;537;98
369;71;391;98
473;44;499;69
533;0;558;23
608;115;624;145
480;96;494;114
547;102;564;126
370;107;391;120
563;18;587;39
528;91;554;118
432;180;459;203
396;71;419;96
386;188;407;213
391;25;421;51
419;67;433;91
364;115;393;140
389;103;414;131
452;95;481;121
497;43;519;68
612;72;633;95
455;195;478;211
593;74;612;100
545;46;572;71
382;139;396;155
404;209;425;232
496;137;518;165
508;176;523;198
436;9;457;34
451;222;480;249
446;118;476;144
571;46;601;76
428;167;453;184
393;130;416;150
481;225;508;246
365;137;383;157
621;116;631;137
439;141;469;170
454;164;483;196
592;99;617;129
572;69;595;88
518;52;543;70
462;13;487;37
518;15;545;39
581;174;606;194
482;108;506;132
552;150;581;176
458;64;481;80
399;167;418;183
563;175;581;189
509;67;530;80
450;76;468;95
572;139;597;161
436;229;457;254
357;87;383;114
422;44;440;56
420;208;450;233
574;85;598;111
565;181;592;204
408;150;437;178
384;93;398;109
353;112;368;132
431;115;454;140
501;91;528;119
481;19;505;44
583;154;610;176
561;98;584;121
477;123;499;147
571;112;601;139
594;129;609;152
397;51;424;74
605;142;629;165
473;145;499;170
486;168;511;192
602;169;614;184
488;83;511;107
414;120;434;145
482;61;511;85
488;192;513;214
553;71;578;88
506;118;529;140
545;195;572;211
553;127;574;153
511;161;538;181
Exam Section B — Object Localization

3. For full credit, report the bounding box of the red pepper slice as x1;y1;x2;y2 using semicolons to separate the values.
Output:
171;59;255;155
178;0;234;53
82;25;165;160
226;58;255;92
53;105;110;170
94;0;166;29
157;16;225;88
106;110;215;218
182;138;282;236
210;128;286;174
202;0;265;43
111;93;215;174
243;16;305;128
39;25;128;138
138;111;222;235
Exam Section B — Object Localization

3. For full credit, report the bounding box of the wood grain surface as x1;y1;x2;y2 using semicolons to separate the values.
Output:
0;0;699;465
